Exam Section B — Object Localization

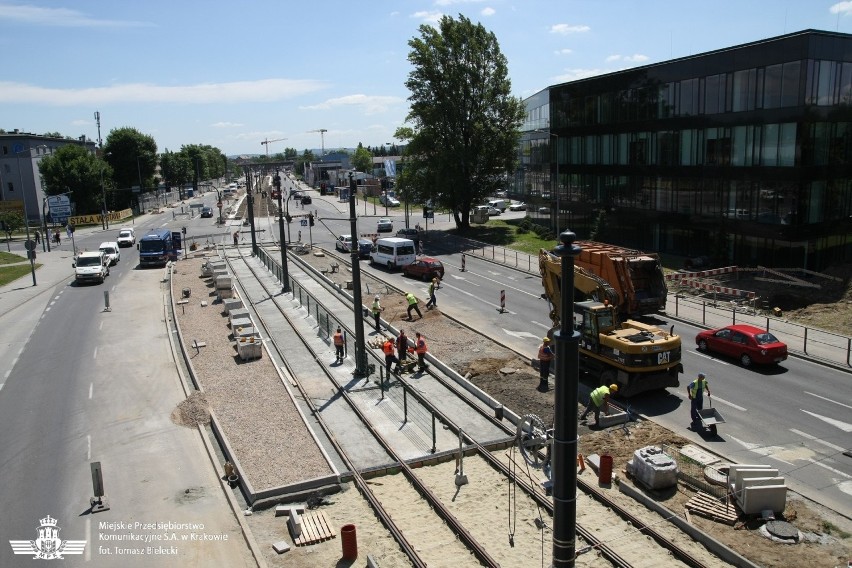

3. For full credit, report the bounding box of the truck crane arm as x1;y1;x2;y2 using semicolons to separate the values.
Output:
539;248;620;330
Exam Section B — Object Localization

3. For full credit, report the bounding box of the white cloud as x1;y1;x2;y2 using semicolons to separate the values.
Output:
211;122;244;128
411;10;443;24
299;94;404;115
0;3;151;27
70;119;89;126
481;7;495;16
605;54;649;63
830;1;852;15
0;78;328;105
551;68;609;83
550;23;590;35
554;48;573;56
434;0;486;5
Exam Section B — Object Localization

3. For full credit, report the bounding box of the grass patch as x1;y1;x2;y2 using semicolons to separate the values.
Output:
0;250;27;265
821;520;851;538
448;217;558;255
0;263;40;286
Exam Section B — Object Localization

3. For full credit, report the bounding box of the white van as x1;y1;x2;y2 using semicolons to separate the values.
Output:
370;237;416;269
98;241;121;265
487;199;507;212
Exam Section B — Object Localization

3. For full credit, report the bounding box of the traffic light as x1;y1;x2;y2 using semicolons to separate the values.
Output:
285;213;292;223
309;213;314;226
423;207;428;218
182;226;187;235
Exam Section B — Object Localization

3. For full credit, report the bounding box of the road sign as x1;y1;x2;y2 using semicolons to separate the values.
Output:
300;219;308;227
47;195;71;217
24;239;36;251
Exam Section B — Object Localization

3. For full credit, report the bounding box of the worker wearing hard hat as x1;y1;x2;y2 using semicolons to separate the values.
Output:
580;383;618;426
371;295;384;333
537;337;554;391
688;372;711;429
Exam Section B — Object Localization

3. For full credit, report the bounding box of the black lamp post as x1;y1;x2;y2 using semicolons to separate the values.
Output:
15;147;40;286
551;230;581;568
275;173;290;294
348;172;368;376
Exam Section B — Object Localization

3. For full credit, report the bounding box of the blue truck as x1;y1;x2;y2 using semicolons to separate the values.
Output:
138;228;181;267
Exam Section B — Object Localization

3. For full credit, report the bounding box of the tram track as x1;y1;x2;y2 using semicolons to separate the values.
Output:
219;190;719;567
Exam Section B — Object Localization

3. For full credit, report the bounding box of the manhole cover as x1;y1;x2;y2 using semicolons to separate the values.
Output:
766;520;798;540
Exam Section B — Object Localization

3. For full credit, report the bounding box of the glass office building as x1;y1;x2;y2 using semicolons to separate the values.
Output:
516;29;852;270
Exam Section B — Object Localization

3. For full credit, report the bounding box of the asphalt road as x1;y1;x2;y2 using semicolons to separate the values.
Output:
0;214;255;567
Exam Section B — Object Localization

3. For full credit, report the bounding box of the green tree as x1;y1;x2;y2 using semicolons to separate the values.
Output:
353;143;373;174
103;127;158;209
159;150;192;189
401;14;525;231
0;211;24;251
38;144;111;215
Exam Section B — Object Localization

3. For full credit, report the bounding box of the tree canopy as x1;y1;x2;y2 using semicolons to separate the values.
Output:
103;127;158;208
38;144;112;215
400;14;525;230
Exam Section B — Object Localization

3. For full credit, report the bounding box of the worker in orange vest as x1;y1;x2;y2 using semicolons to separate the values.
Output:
537;337;554;391
415;332;428;372
382;337;400;376
333;327;345;363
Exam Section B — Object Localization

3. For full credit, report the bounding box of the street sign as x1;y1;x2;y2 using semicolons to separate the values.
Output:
47;195;72;218
300;219;308;227
24;239;36;251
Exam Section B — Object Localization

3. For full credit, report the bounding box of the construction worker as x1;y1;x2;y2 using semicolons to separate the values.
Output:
371;295;383;332
537;337;554;391
580;384;618;426
333;327;345;363
425;278;438;310
382;337;399;376
406;292;422;320
688;372;711;428
396;329;409;367
414;332;428;372
233;231;239;246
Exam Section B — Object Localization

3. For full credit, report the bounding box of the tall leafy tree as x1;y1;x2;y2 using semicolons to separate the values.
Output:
38;144;111;215
103;127;157;208
402;14;525;230
353;143;373;174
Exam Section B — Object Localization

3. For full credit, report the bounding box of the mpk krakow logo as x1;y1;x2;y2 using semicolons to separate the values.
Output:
9;515;87;560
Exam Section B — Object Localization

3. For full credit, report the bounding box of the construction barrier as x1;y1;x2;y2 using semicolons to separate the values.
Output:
676;278;756;299
499;290;506;313
461;253;466;272
665;266;738;281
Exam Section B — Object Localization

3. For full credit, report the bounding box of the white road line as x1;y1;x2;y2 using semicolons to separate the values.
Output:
440;282;516;314
93;347;98;359
789;428;847;452
0;383;4;391
707;396;747;412
87;435;91;460
800;409;852;432
694;352;731;365
806;457;852;479
452;268;540;299
804;391;852;411
89;383;93;400
531;320;552;330
86;518;91;561
99;321;104;331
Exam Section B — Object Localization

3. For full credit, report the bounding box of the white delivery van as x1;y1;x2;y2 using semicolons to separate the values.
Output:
487;199;507;212
370;237;416;269
98;241;121;265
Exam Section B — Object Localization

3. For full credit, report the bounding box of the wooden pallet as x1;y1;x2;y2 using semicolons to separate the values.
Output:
685;491;739;525
292;511;337;546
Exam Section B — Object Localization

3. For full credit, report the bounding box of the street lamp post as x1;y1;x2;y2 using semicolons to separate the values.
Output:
275;184;291;294
535;129;560;235
15;147;43;286
99;152;111;230
348;171;368;376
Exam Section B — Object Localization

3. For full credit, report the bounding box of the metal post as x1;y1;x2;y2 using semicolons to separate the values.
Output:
245;167;257;256
15;151;37;286
551;230;581;567
275;186;290;294
349;172;368;376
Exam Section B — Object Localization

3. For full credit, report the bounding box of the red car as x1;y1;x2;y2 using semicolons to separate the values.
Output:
695;324;788;367
402;257;445;281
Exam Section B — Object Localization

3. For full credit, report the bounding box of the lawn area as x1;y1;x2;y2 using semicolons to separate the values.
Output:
447;217;557;255
0;250;27;265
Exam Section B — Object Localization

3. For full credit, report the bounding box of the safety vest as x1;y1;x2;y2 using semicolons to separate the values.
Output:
538;343;554;362
333;332;344;346
689;378;708;398
372;300;381;315
590;385;610;406
428;282;435;295
382;341;395;355
406;293;417;306
415;338;427;354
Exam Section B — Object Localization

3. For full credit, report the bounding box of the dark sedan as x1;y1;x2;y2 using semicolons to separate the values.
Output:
696;324;788;367
301;195;312;205
200;206;214;218
402;257;445;281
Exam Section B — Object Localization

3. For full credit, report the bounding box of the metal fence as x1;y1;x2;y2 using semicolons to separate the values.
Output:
662;444;729;500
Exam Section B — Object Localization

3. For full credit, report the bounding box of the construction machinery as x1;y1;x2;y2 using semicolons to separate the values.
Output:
539;249;682;397
260;137;288;158
573;240;668;317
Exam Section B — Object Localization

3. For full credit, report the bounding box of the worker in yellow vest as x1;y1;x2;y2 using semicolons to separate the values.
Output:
580;384;618;426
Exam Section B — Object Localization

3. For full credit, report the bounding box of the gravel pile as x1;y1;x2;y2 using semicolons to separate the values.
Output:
170;391;211;427
171;255;334;493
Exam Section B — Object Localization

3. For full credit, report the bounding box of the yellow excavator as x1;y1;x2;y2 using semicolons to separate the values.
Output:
539;249;682;397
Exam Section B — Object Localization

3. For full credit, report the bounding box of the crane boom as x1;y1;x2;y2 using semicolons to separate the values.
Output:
260;137;288;158
307;128;327;156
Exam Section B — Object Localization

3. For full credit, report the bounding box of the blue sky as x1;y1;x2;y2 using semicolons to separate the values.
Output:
2;1;852;157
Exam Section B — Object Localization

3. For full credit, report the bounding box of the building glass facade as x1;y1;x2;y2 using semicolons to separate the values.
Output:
515;30;852;270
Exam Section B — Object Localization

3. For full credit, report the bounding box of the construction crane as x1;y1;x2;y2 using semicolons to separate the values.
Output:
307;129;327;156
260;137;287;158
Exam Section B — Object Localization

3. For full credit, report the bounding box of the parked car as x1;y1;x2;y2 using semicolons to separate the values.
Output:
301;195;312;205
335;234;354;253
200;206;214;218
486;206;501;216
379;194;401;207
508;202;527;211
538;206;550;214
395;227;420;246
402;257;445;281
377;218;393;233
98;241;121;265
116;228;136;247
695;324;788;367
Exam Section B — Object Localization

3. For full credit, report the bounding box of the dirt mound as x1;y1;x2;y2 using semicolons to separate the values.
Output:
170;391;211;428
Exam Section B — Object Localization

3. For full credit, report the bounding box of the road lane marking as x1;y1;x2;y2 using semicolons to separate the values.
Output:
87;434;91;460
93;347;98;359
800;409;852;432
447;275;479;286
89;383;93;400
789;428;847;452
693;352;731;365
728;435;796;465
86;518;91;561
707;396;747;412
0;383;4;391
502;328;540;340
531;320;552;330
804;391;852;411
439;283;516;314
805;457;852;479
446;267;540;299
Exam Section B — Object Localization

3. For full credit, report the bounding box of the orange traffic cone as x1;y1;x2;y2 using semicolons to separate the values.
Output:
577;453;586;472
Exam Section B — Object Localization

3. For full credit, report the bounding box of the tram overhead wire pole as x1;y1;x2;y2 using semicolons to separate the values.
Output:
348;171;368;376
274;171;291;294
